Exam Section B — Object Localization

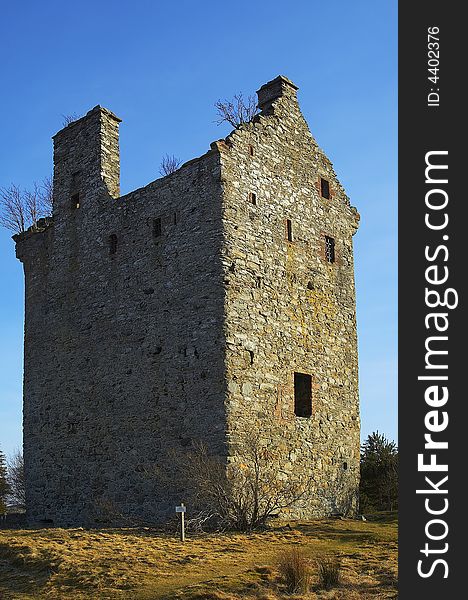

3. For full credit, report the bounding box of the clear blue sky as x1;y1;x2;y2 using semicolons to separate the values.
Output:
0;0;397;457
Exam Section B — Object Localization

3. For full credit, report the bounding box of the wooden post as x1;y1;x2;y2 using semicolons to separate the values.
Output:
180;502;185;542
175;502;186;541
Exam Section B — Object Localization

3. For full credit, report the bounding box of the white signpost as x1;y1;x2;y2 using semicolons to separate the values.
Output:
175;503;186;541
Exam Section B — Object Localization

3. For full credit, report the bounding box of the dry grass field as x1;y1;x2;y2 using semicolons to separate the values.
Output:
0;513;397;599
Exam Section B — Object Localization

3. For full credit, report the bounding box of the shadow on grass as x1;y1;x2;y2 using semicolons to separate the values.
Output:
294;523;381;544
138;576;398;600
363;511;398;523
0;542;59;596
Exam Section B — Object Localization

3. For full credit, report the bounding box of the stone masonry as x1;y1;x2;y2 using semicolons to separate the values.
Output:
15;76;360;526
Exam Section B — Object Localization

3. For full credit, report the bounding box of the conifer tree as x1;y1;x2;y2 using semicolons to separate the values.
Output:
360;431;398;512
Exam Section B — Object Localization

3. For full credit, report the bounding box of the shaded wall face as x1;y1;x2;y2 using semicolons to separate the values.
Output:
19;150;226;526
220;92;360;518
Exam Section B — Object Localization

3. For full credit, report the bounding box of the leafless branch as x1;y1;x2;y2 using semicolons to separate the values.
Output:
183;427;314;531
61;113;80;126
7;450;25;509
0;180;53;234
24;183;42;229
0;185;26;233
215;93;258;128
41;175;54;215
159;154;182;176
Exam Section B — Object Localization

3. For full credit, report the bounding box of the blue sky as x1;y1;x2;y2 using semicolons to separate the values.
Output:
0;0;397;457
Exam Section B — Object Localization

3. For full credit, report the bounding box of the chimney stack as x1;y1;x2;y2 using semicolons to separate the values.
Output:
52;106;121;219
256;75;299;112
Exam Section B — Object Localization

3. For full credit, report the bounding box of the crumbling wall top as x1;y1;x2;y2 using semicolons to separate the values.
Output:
256;75;299;111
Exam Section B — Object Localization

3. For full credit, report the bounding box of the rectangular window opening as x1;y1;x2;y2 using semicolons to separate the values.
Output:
294;372;312;418
320;177;330;199
71;193;80;209
286;219;293;242
248;144;254;156
153;217;162;238
325;236;335;263
109;234;118;255
249;192;257;205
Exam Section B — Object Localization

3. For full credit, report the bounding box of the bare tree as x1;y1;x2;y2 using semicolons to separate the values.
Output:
61;113;80;126
215;93;258;128
41;175;54;215
6;450;25;509
185;428;314;531
0;185;26;233
0;180;52;234
0;449;9;513
159;154;182;176
24;183;43;229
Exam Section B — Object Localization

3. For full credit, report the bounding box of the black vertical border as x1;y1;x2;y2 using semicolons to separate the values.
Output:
399;3;464;597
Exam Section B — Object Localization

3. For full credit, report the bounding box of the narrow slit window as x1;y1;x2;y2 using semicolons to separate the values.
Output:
71;171;81;187
109;234;118;255
320;177;330;199
249;192;257;205
325;236;335;263
248;144;254;156
153;217;162;238
294;372;312;418
286;219;293;242
71;193;80;209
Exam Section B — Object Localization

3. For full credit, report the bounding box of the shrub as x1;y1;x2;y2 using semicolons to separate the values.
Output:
277;548;311;594
316;555;341;589
215;93;258;128
183;429;314;532
159;154;182;176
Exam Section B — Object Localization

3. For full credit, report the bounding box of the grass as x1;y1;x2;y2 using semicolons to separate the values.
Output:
316;555;341;590
0;512;397;599
277;548;311;594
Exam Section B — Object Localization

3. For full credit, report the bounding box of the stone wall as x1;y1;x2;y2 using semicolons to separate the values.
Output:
16;112;227;525
219;77;360;518
15;76;360;526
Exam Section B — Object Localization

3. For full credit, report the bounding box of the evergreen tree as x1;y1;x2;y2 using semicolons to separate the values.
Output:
360;431;398;512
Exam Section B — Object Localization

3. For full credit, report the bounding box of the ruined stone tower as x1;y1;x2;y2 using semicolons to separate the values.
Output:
15;76;360;526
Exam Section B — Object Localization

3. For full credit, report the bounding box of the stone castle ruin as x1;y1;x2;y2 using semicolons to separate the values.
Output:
14;76;360;526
